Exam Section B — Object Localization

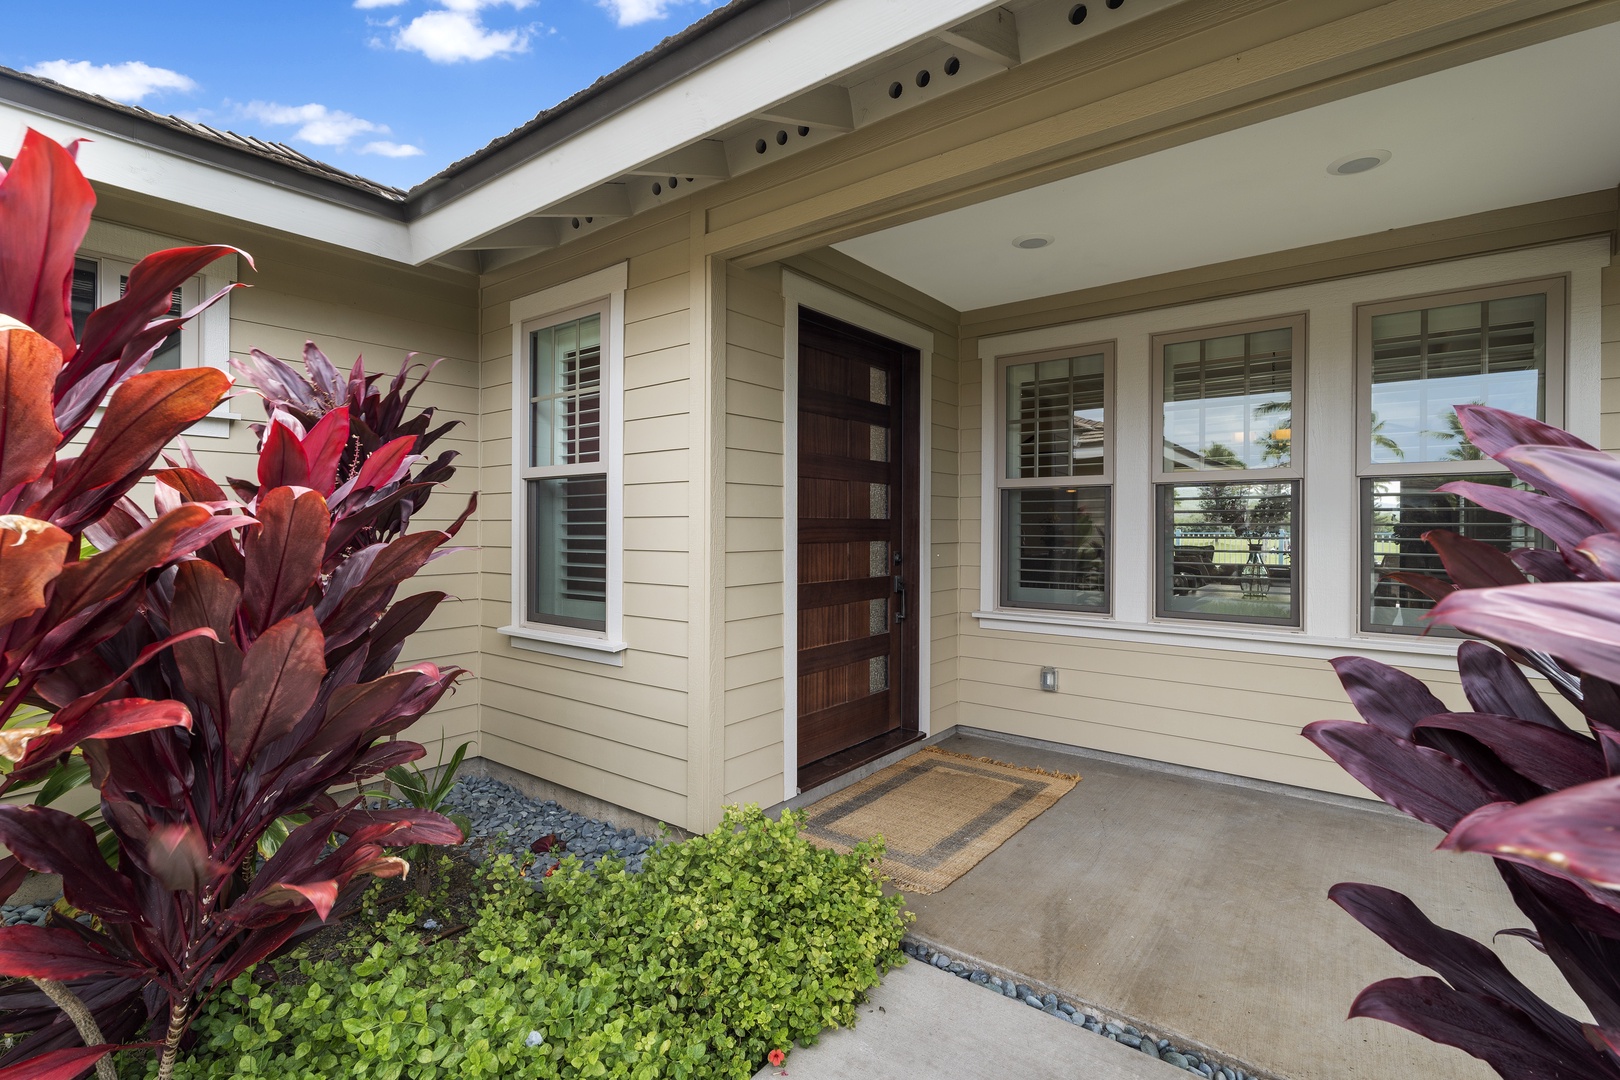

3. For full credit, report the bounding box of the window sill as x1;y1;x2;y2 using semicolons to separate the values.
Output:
499;625;627;666
970;609;1471;672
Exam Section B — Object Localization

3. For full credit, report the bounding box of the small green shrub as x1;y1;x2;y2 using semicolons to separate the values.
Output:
146;806;909;1080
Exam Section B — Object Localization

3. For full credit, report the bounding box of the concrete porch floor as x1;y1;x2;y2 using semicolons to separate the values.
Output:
897;731;1588;1080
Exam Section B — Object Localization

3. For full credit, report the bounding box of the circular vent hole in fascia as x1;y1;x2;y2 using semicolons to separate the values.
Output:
1069;4;1087;23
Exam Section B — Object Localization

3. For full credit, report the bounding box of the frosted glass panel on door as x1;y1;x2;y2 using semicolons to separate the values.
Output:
1369;293;1545;464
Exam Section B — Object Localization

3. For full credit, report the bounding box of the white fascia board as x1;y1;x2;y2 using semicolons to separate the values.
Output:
406;0;1002;263
0;101;413;263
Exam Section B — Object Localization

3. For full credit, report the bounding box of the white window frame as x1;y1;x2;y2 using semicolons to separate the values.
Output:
77;220;238;438
500;263;628;664
972;238;1606;671
1150;313;1307;627
993;342;1115;615
1353;275;1568;635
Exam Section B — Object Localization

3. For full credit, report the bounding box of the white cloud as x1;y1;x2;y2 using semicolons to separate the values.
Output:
392;1;534;63
597;0;706;28
353;0;406;7
239;101;387;148
25;60;196;104
361;140;425;158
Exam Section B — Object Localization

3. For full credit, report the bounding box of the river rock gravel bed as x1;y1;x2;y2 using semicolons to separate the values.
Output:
441;775;660;882
901;940;1263;1080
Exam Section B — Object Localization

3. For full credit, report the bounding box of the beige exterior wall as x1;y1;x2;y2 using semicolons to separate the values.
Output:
476;211;699;828
1603;248;1620;452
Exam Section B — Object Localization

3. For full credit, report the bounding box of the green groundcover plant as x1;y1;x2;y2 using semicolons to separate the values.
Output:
140;806;910;1080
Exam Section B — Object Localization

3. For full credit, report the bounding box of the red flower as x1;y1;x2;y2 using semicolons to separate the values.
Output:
768;1049;785;1067
544;866;556;878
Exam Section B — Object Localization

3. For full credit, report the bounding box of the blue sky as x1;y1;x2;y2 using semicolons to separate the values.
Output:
2;0;722;189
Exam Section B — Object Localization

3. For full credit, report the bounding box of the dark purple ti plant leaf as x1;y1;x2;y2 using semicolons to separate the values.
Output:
1445;776;1620;891
1429;583;1620;688
1302;720;1500;831
1327;657;1447;739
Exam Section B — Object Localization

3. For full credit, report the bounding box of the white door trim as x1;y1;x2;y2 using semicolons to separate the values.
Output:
781;270;936;802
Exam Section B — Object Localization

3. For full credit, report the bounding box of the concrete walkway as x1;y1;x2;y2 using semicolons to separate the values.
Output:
753;959;1180;1080
859;732;1587;1080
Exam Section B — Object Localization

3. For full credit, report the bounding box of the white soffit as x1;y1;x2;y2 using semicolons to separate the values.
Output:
833;21;1620;312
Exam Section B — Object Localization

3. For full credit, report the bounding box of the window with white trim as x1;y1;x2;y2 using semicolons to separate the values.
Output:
1356;277;1564;634
995;345;1112;613
521;306;608;631
1152;315;1305;626
504;262;626;658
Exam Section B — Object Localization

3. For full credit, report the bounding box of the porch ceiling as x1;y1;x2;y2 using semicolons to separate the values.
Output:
833;21;1620;313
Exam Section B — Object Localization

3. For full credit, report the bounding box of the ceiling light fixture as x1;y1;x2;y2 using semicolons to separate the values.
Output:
1327;150;1391;176
1012;234;1053;249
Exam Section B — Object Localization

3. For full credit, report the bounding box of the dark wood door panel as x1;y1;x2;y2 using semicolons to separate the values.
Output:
795;307;920;783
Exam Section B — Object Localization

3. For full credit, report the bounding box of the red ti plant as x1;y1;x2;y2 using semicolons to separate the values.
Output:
0;130;472;1080
1304;404;1620;1079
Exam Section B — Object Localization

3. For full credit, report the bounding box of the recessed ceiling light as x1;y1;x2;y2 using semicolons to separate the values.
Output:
1327;150;1391;176
1013;235;1053;249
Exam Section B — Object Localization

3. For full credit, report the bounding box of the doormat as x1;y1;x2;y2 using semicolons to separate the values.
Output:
800;746;1079;895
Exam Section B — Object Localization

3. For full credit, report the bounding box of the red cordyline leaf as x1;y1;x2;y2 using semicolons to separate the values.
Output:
0;324;64;506
227;609;326;766
1302;720;1499;831
5;698;193;772
0;515;70;626
1575;534;1620;583
0;130;93;357
301;406;350;495
39;504;214;623
1438;481;1601;557
1455;404;1598;459
1328;657;1448;739
0;925;142;980
42;367;230;530
1429;582;1620;688
351;435;418;494
1445;775;1620;890
241;487;328;633
1412;712;1605;793
0;806;139;921
1350;976;1615;1080
1496;445;1620;536
257;419;309;490
1457;641;1570;732
1426;529;1529;589
0;1045;124;1080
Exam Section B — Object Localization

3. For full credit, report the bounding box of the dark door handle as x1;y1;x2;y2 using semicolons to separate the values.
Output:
893;574;907;622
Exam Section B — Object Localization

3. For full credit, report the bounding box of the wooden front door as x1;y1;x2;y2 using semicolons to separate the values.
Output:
796;308;921;788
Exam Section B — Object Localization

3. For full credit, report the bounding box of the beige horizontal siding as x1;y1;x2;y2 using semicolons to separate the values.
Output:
478;219;697;827
1602;251;1620;452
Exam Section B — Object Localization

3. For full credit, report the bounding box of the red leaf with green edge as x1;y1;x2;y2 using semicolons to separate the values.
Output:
1350;976;1614;1080
301;405;350;495
0;926;142;981
1494;445;1620;535
0;325;63;503
1445;776;1620;889
1439;481;1601;556
241;487;328;634
1456;404;1598;459
352;434;417;493
1457;642;1570;732
0;806;139;921
42;368;230;530
1329;656;1449;739
0;130;94;357
228;609;326;766
0;1045;127;1080
169;560;243;729
1426;529;1529;589
1430;583;1620;687
1413;712;1605;793
1303;720;1499;830
1331;882;1592;1043
256;419;309;491
0;515;70;625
